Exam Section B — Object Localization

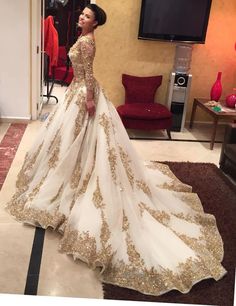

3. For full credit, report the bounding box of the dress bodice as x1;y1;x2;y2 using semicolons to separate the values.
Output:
68;35;96;90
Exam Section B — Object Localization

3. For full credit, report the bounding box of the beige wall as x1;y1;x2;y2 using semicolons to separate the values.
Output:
0;0;31;120
94;0;236;122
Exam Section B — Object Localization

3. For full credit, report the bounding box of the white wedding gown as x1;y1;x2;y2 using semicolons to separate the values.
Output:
6;35;226;296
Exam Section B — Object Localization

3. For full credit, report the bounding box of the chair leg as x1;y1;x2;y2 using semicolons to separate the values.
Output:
167;129;171;139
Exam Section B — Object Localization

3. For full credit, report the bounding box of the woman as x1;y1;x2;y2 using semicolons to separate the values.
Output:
6;4;226;296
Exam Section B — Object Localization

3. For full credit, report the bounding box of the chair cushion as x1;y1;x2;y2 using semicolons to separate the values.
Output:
57;46;67;67
117;103;172;120
54;66;74;84
122;74;162;104
119;117;172;130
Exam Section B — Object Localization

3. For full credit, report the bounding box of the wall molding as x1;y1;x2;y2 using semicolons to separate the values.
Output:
0;117;31;124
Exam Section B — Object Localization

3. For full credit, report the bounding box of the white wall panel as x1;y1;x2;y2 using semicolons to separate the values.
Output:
0;0;30;120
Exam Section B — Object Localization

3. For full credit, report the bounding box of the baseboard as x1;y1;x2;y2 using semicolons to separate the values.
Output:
185;120;229;126
0;116;31;124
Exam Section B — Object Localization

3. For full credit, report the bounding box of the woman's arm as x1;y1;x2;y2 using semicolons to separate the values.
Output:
80;39;96;116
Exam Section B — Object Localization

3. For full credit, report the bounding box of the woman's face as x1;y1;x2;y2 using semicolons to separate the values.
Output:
78;7;97;31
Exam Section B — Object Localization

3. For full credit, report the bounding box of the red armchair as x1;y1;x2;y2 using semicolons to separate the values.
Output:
117;74;172;139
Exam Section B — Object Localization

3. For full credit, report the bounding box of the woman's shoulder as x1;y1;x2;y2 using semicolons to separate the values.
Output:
78;35;96;56
79;35;95;45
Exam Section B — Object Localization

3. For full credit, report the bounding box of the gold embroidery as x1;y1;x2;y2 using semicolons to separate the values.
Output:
80;37;96;91
98;114;118;184
119;146;134;188
174;232;225;279
99;210;113;265
92;176;113;266
6;194;65;230
48;136;61;168
126;235;144;269
47;129;60;153
77;173;92;197
99;113;110;147
139;202;170;225
69;194;76;211
46;109;57;129
27;175;47;202
146;162;179;183
147;162;192;193
15;172;30;194
194;214;216;226
108;148;117;183
70;157;82;189
172;211;224;264
60;174;113;269
122;212;129;232
161;181;192;193
50;183;64;204
65;87;75;110
101;87;109;101
92;177;105;209
100;210;110;243
173;212;195;222
16;142;44;191
136;179;152;197
200;225;224;262
41;200;226;297
102;254;226;296
180;193;204;212
59;229;98;265
23;143;43;172
74;96;86;140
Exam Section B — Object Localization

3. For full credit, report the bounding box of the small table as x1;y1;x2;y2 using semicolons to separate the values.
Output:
189;98;236;150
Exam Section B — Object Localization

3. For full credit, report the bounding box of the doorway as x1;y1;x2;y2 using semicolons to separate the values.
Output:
31;0;91;120
40;0;89;112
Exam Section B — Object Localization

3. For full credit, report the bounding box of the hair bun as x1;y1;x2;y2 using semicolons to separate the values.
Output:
87;4;107;27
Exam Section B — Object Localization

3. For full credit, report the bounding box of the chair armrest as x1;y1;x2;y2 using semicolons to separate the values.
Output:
219;123;236;167
223;123;236;145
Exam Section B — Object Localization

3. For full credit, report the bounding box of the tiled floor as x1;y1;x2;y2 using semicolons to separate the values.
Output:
0;83;233;305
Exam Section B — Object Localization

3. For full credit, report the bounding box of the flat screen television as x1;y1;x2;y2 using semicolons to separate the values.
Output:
138;0;212;44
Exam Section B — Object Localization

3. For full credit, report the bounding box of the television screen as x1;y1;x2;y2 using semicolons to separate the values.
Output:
138;0;212;44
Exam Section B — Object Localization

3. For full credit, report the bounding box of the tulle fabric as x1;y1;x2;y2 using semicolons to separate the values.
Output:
6;36;226;296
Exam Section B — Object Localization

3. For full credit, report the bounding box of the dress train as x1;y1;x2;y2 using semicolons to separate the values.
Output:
6;35;226;296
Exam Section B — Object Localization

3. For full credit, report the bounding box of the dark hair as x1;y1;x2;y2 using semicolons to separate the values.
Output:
86;4;107;28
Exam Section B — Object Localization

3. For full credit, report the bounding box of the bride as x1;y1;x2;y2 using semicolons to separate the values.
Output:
6;4;226;296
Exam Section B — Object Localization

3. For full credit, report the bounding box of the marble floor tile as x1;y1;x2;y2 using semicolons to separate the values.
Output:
127;122;225;142
131;139;222;165
38;229;103;299
0;223;35;294
41;83;67;106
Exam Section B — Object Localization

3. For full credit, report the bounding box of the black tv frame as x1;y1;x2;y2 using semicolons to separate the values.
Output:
138;0;212;44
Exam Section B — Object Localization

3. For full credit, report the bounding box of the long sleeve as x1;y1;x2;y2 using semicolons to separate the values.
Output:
80;38;96;94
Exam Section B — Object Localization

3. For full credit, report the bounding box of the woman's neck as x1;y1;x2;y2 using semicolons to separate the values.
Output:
81;29;94;37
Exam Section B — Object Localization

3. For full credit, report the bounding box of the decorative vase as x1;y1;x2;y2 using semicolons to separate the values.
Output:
225;88;236;108
210;72;222;101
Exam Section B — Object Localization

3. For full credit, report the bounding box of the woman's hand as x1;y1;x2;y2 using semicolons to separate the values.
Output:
86;99;96;117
